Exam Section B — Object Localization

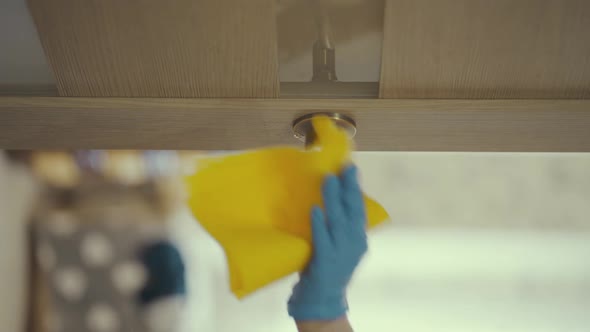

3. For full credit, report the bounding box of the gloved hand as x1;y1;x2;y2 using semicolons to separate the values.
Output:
288;165;368;321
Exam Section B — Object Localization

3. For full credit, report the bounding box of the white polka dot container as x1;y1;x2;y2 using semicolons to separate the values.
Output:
34;204;186;332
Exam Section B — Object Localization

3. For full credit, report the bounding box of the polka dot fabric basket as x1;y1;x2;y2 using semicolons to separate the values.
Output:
30;153;188;332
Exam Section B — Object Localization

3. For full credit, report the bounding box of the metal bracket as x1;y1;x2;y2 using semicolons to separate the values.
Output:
292;112;356;146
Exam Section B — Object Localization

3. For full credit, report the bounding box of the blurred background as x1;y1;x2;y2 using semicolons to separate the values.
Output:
2;151;589;332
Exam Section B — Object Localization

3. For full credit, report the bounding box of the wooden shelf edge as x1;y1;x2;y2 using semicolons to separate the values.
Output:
1;97;589;151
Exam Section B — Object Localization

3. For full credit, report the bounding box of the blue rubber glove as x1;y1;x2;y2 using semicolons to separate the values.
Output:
288;165;368;321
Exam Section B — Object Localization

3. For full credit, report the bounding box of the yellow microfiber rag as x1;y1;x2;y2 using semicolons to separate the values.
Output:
185;116;390;298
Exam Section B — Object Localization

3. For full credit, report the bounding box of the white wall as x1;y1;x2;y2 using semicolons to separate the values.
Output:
0;154;38;332
0;0;54;84
184;227;590;332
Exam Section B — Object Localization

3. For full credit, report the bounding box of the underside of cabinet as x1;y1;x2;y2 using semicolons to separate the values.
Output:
0;0;589;151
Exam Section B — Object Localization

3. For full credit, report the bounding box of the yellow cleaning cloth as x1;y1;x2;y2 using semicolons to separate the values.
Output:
185;116;390;298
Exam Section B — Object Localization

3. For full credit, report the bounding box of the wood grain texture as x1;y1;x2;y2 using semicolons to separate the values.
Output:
0;82;380;99
27;0;279;97
379;0;590;98
1;97;589;151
